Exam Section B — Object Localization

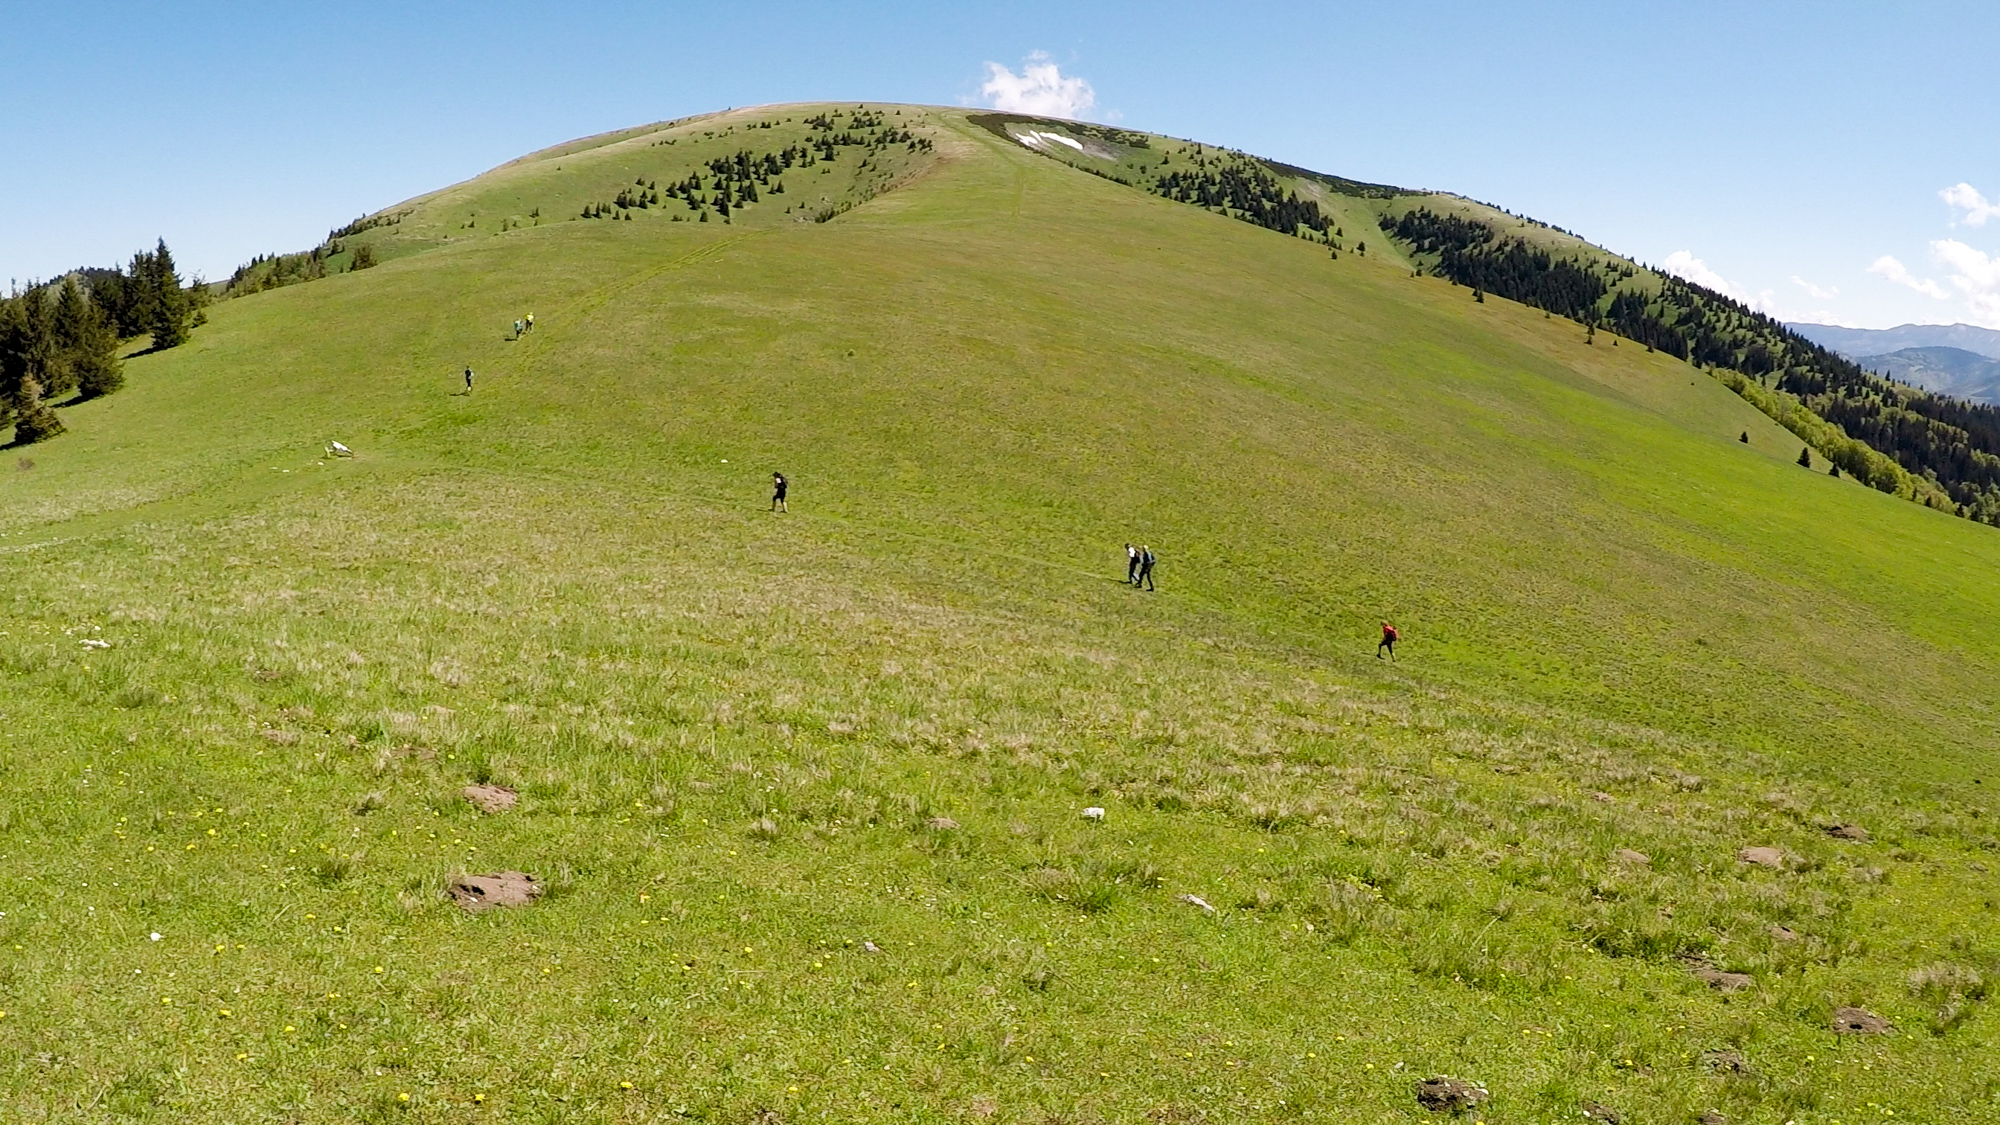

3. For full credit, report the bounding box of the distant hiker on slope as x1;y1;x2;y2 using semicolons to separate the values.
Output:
525;313;535;332
1377;621;1399;660
771;472;788;512
513;319;523;338
1126;543;1140;585
464;366;474;393
1138;545;1156;591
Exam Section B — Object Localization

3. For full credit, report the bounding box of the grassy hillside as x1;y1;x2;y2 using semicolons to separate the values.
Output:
4;104;1999;1124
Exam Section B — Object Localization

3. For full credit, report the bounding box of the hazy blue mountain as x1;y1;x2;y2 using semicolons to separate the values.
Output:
1789;322;2000;361
1853;346;2000;404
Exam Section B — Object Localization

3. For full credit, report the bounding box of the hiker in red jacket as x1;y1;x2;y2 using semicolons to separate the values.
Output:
1377;621;1399;661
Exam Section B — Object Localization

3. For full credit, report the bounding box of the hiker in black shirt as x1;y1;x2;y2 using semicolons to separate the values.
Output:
771;472;788;512
1138;545;1156;591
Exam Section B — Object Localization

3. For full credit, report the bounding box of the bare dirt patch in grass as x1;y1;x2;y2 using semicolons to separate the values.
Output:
1831;1006;1890;1034
1694;966;1754;993
1415;1076;1488;1112
462;784;518;814
448;871;541;912
1737;846;1784;869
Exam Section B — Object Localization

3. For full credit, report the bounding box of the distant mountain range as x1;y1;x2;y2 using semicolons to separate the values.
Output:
1785;322;2000;404
1848;347;2000;405
1787;321;2000;361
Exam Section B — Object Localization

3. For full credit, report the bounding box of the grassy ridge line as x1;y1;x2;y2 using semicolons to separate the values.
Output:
979;113;1986;518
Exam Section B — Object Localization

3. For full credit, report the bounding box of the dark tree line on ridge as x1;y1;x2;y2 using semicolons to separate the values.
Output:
582;111;932;224
215;209;408;300
1153;157;1331;239
4;240;205;447
1380;208;2000;524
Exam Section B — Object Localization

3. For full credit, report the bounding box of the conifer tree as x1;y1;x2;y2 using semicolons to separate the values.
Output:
1798;446;1812;468
146;239;192;349
0;294;64;444
54;277;122;399
8;371;64;444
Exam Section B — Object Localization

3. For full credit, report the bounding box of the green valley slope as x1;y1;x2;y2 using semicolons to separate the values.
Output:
3;104;1998;1123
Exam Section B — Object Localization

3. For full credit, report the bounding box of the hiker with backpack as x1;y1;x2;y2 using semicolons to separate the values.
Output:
1378;621;1399;660
771;472;788;512
1137;545;1156;591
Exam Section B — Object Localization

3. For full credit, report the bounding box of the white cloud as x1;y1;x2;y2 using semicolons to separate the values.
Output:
1790;276;1838;300
1661;251;1777;313
1868;254;1951;300
980;52;1096;120
1930;239;2000;327
1940;182;2000;227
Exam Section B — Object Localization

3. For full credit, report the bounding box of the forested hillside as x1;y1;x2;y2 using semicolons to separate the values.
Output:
1380;208;2000;522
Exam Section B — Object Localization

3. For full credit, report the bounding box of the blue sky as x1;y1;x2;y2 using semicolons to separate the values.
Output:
5;1;1997;328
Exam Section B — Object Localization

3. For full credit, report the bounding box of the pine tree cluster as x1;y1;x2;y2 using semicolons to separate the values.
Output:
82;240;205;346
327;210;408;240
1378;209;2000;524
216;211;410;300
1;278;123;445
1152;154;1331;238
1388;209;1606;321
1;239;211;446
579;111;930;224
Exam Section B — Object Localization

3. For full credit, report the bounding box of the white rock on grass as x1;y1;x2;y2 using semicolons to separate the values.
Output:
1081;807;1105;820
1177;894;1215;915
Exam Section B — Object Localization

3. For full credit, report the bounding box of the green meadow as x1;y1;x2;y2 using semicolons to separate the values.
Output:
3;104;1998;1123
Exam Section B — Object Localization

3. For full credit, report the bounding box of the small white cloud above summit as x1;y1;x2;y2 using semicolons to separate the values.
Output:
1791;276;1838;301
1940;183;2000;227
1868;255;1950;300
1661;251;1776;314
979;52;1096;120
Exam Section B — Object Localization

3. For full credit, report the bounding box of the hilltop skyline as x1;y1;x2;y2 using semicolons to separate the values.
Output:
2;2;1996;329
